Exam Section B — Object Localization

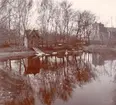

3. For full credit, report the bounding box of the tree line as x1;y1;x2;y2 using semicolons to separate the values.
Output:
0;0;96;45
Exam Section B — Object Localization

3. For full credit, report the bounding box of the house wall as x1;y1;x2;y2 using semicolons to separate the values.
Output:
24;37;28;48
90;23;110;44
28;37;40;48
25;30;41;48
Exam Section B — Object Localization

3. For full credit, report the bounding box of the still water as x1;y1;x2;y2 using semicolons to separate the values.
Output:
0;53;116;105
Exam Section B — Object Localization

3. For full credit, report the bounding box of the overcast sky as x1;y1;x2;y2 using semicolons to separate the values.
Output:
67;0;116;27
31;0;116;28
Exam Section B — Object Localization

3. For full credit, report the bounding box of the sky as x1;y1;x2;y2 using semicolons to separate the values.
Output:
67;0;116;27
31;0;116;28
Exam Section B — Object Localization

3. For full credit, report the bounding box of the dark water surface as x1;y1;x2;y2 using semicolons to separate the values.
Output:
0;53;116;105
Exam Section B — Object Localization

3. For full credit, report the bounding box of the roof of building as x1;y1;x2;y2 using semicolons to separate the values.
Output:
25;29;40;39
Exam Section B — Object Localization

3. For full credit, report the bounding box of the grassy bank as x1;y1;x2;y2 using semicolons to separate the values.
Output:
0;46;35;60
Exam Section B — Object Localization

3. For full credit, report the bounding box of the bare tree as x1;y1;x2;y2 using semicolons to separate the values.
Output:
37;0;57;47
74;10;96;43
36;0;96;46
0;0;33;46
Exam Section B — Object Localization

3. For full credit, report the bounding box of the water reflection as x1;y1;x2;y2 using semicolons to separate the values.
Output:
24;56;41;75
92;53;104;66
92;53;116;66
0;69;34;105
36;59;95;105
0;53;116;105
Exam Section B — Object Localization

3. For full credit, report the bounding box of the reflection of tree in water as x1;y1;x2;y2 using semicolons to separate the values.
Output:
91;53;116;105
29;56;97;105
112;68;116;105
112;88;116;105
0;55;96;105
5;96;34;105
0;69;34;105
2;52;116;105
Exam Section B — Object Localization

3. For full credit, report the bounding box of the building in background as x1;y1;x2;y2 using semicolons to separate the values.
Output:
90;22;116;45
24;29;41;48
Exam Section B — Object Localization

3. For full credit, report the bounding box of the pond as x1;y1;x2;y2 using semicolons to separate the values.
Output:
0;52;116;105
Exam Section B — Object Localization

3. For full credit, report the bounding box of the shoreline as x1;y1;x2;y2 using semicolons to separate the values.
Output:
0;44;116;61
83;45;116;54
0;50;35;61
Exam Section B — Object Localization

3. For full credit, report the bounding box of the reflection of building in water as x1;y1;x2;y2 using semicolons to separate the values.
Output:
92;53;116;67
0;56;96;105
102;53;116;61
25;56;41;75
92;53;104;66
